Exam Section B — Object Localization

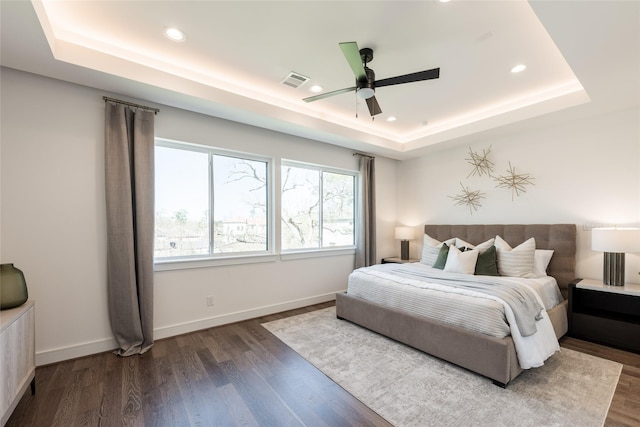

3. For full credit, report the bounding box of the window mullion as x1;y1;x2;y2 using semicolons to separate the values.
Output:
318;170;323;248
209;153;215;256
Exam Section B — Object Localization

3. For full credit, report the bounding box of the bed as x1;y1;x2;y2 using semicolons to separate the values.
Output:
336;224;576;387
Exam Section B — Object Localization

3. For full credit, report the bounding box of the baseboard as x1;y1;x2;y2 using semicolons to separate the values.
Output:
154;291;337;340
35;291;338;366
36;336;119;366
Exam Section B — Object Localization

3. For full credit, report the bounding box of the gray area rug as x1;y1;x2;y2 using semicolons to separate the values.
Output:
262;307;622;427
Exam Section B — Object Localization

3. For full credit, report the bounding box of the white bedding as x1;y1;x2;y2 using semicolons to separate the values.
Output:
347;263;562;369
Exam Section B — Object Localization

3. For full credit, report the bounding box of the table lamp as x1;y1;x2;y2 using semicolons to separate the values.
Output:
395;227;415;260
592;227;640;286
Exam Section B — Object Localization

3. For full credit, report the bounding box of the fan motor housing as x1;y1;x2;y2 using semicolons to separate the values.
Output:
358;67;376;88
359;47;374;64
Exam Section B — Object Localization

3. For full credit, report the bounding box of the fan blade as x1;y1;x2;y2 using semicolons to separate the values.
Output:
366;96;382;116
303;86;357;103
375;67;440;88
339;42;367;81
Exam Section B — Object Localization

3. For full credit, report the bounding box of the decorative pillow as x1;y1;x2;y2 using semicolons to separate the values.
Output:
420;234;456;267
444;245;479;275
456;237;495;253
494;236;536;278
533;249;554;277
474;245;499;276
433;243;450;269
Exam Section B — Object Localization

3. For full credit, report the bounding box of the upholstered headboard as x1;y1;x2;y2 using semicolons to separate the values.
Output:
424;224;577;299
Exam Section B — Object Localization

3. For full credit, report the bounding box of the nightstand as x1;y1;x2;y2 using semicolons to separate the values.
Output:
381;257;419;264
568;278;640;353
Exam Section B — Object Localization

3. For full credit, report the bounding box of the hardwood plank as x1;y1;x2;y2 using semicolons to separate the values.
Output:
72;382;103;427
50;369;85;426
218;359;303;426
217;382;260;427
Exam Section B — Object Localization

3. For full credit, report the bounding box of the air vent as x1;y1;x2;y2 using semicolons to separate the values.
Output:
281;72;309;88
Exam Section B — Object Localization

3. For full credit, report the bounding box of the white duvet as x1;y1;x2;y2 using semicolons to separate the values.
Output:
347;263;562;369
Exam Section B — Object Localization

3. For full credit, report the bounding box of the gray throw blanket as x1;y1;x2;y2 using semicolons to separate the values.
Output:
372;264;544;337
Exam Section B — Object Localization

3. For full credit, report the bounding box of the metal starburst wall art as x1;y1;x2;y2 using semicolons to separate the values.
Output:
465;145;494;178
449;182;486;214
494;162;535;200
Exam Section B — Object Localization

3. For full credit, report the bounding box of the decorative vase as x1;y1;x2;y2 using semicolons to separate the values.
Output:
1;263;29;310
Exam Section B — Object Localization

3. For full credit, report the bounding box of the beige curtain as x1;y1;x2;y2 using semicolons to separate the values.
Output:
104;102;155;356
355;155;376;268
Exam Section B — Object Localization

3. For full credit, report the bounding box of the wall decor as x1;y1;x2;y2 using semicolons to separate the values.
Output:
449;182;486;213
494;161;535;200
465;145;494;177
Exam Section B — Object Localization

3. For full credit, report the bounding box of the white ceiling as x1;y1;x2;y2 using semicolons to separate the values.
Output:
1;1;638;160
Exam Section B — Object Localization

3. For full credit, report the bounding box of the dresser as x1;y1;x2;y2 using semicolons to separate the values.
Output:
1;300;35;426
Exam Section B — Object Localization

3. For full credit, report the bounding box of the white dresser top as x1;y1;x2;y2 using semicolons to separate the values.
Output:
0;300;35;331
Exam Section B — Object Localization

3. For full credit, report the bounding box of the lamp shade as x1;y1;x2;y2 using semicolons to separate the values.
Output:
395;227;415;241
592;227;640;253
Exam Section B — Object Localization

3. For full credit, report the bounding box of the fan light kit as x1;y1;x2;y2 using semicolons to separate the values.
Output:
357;88;375;99
304;41;440;117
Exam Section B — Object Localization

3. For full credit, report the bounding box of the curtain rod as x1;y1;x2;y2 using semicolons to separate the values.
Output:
353;152;375;159
103;96;160;114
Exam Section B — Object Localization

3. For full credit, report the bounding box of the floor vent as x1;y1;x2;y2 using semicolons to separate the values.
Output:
282;72;309;88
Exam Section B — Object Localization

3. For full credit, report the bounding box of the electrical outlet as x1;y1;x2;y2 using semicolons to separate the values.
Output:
206;295;214;306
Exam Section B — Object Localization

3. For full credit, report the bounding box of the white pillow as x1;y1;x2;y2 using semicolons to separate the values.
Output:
533;249;554;277
494;235;536;278
420;234;456;267
455;237;495;253
444;245;479;275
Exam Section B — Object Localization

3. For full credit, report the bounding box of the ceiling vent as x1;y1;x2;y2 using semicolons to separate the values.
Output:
281;72;309;88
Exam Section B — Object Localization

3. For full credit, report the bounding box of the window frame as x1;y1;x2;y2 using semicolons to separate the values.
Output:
280;159;358;255
154;138;275;270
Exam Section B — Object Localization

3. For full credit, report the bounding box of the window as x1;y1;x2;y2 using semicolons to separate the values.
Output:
155;140;270;260
281;162;356;250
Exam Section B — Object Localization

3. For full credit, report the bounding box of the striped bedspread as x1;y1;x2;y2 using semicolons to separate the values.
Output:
347;263;563;369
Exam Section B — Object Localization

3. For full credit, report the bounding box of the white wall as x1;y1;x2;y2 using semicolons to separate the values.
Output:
0;68;397;365
396;107;640;284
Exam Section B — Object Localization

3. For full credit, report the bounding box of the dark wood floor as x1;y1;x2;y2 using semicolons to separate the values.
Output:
7;302;640;427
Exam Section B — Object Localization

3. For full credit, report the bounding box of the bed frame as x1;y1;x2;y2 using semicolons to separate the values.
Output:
336;224;576;387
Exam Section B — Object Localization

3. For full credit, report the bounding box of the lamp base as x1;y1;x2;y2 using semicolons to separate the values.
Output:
400;240;409;260
603;252;625;286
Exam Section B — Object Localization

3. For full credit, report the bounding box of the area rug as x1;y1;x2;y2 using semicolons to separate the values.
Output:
262;307;622;427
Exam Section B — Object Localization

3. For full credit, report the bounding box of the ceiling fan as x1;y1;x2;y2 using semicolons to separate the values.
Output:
303;41;440;117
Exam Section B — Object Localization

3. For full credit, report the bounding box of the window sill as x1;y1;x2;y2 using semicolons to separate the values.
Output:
154;247;356;271
280;247;356;261
154;253;278;271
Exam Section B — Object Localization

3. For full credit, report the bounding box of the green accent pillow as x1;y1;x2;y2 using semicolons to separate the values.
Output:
474;245;499;276
433;243;450;269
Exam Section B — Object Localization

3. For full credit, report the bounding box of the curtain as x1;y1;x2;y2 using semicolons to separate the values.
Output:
355;155;376;268
104;103;155;356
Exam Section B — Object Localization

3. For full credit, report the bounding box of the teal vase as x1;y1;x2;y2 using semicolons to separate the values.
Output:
1;263;28;310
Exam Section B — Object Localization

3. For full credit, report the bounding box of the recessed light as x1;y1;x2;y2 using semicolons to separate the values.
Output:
310;85;323;93
511;64;526;73
164;27;186;42
386;116;397;122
